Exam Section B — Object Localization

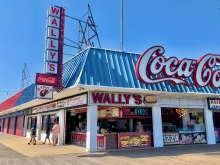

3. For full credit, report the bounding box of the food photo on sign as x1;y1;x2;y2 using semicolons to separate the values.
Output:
35;85;53;99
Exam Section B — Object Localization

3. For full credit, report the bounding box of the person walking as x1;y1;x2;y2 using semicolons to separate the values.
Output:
28;125;37;145
51;122;60;146
43;126;51;144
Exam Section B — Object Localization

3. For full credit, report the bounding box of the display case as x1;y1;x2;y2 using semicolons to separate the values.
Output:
162;125;179;145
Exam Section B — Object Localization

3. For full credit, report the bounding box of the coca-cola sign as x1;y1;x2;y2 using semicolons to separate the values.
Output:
36;73;57;86
136;46;220;88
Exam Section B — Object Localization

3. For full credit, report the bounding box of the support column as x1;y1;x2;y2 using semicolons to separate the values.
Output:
23;116;27;137
152;105;163;147
58;109;65;145
204;105;215;144
129;118;133;132
37;113;42;140
86;105;98;152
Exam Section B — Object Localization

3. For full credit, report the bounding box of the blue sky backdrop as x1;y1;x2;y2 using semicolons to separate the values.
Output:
0;0;220;102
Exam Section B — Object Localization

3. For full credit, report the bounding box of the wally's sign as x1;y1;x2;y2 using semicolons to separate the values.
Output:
136;46;220;88
207;98;220;110
89;92;158;106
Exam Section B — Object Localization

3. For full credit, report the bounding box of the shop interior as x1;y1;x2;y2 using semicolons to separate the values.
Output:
65;109;87;143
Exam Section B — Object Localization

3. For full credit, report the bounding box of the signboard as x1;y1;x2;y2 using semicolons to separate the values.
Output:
32;94;87;113
163;133;179;145
119;107;150;118
136;46;220;88
36;85;53;99
98;107;120;118
118;133;151;149
89;92;158;106
35;5;65;98
179;132;207;145
207;98;220;110
36;73;57;86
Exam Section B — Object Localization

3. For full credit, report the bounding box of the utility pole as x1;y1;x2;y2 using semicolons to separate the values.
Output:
120;0;123;52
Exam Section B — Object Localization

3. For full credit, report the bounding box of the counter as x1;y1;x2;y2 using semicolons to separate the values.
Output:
118;132;151;149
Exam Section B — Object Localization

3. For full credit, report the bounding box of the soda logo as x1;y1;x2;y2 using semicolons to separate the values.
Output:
136;46;220;88
38;76;56;83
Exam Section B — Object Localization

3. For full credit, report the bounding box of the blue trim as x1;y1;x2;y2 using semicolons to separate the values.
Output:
2;118;4;132
14;116;17;135
7;117;10;134
207;98;220;110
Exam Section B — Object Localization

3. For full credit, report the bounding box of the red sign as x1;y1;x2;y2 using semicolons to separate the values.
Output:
36;73;57;86
118;133;151;149
136;46;220;88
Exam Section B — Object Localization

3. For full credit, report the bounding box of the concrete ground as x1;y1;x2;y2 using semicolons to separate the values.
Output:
1;132;220;165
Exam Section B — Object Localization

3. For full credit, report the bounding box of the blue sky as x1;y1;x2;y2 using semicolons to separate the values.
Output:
0;0;220;102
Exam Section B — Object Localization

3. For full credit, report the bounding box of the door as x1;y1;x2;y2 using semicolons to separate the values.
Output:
4;118;8;133
8;117;15;134
15;116;24;136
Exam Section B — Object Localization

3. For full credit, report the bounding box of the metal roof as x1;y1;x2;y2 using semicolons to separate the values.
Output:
1;47;220;113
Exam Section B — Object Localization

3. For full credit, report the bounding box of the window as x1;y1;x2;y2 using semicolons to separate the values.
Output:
27;116;37;130
41;114;59;131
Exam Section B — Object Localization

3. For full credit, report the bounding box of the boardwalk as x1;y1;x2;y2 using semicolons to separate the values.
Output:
0;133;220;165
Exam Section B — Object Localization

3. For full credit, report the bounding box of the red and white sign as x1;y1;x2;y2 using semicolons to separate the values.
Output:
32;94;87;113
48;6;61;18
36;73;57;86
47;16;60;28
36;85;53;99
136;46;220;88
45;50;58;62
45;62;58;74
47;27;59;40
89;92;158;106
46;38;59;50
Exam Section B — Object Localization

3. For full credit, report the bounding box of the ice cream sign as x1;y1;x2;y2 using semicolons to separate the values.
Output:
207;98;220;110
136;46;220;88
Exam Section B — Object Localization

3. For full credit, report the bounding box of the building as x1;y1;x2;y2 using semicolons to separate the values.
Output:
0;46;219;152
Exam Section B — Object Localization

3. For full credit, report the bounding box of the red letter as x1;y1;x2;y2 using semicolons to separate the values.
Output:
50;40;56;48
50;52;56;59
103;93;111;103
92;93;104;103
123;94;131;104
133;95;142;105
51;19;58;26
51;7;60;15
51;29;56;36
49;63;55;71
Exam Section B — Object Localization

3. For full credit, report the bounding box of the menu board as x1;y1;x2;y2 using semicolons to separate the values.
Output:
120;107;150;118
179;132;207;145
163;132;179;145
118;132;151;148
98;107;120;118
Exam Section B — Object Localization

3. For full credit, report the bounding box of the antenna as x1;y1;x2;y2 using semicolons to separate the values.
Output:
64;4;101;53
21;63;32;90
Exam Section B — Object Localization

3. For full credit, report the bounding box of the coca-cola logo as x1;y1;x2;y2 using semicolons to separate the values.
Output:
135;46;220;88
36;73;57;86
38;76;56;83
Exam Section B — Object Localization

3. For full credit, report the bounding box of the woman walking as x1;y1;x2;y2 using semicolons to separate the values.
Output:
43;126;51;144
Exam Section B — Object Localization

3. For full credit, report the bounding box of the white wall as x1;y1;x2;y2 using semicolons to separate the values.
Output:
204;105;216;144
152;105;163;147
86;105;98;152
57;109;65;145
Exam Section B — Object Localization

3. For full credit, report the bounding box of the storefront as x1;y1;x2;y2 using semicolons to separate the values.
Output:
0;46;218;152
0;111;24;136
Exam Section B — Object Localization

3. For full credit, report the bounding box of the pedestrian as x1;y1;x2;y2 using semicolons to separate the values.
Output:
51;122;60;146
28;125;36;145
43;126;51;144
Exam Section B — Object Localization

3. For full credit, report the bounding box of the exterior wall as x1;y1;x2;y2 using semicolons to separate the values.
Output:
15;116;24;136
3;118;8;133
8;116;15;134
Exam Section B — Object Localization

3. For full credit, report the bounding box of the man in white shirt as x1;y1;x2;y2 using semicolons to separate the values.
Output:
51;122;60;146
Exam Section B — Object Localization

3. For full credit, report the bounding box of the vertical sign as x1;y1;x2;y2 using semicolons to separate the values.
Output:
35;5;65;99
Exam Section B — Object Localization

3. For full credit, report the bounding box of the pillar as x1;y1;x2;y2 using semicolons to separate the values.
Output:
57;109;65;145
204;105;216;144
152;105;163;147
129;118;133;132
86;105;98;152
37;113;42;140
